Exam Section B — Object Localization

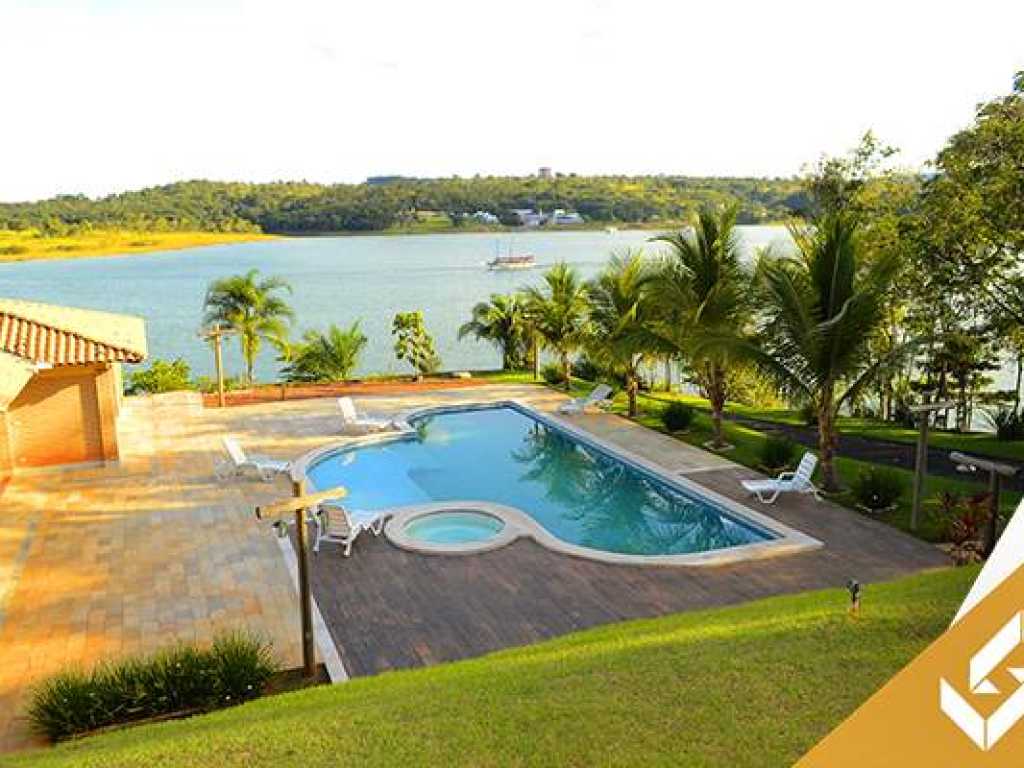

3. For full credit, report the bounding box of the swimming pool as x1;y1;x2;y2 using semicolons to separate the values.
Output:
303;403;818;563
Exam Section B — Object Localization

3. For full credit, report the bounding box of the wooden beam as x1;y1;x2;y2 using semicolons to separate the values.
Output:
949;451;1019;478
255;486;348;519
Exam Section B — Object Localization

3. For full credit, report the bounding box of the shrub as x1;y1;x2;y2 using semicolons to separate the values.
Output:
283;322;368;383
798;401;818;426
852;466;904;512
985;405;1024;441
193;374;246;394
759;434;796;472
126;358;193;395
0;244;29;256
27;632;278;742
661;401;694;432
936;491;990;545
541;362;566;387
570;356;602;382
392;311;440;379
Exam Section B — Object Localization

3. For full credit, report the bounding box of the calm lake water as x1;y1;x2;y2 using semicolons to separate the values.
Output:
0;228;795;381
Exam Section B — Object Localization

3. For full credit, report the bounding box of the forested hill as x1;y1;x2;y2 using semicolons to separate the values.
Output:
0;175;809;235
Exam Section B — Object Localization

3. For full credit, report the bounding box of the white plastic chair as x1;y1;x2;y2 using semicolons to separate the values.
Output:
312;500;387;556
337;397;399;435
557;383;614;415
215;436;290;482
741;452;822;504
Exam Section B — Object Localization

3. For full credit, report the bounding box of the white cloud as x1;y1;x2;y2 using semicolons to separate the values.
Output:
0;0;1021;201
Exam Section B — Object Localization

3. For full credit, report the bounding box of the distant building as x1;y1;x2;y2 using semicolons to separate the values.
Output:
0;298;147;474
538;167;553;179
470;211;500;224
510;208;545;227
550;208;584;226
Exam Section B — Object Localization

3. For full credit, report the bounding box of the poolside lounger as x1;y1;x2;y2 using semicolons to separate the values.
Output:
312;500;387;557
741;452;822;504
557;383;614;415
215;436;291;482
338;397;400;435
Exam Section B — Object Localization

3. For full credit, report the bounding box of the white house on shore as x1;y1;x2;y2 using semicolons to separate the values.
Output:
509;208;585;227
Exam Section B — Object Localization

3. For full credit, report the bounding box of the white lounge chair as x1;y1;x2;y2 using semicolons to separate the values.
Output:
215;436;290;482
312;500;387;556
741;452;822;504
338;397;400;435
558;383;614;415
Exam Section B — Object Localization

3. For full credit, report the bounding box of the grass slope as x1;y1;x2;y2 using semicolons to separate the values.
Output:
0;230;273;262
5;567;975;768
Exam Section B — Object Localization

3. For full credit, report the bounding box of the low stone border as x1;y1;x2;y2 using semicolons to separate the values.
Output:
291;399;824;567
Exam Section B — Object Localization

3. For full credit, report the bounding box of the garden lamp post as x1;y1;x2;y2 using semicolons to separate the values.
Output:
909;401;955;531
256;482;348;680
949;452;1018;557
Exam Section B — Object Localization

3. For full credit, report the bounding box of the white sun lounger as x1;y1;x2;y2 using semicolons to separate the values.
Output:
215;436;291;482
558;383;614;415
741;452;822;504
312;500;387;556
338;397;400;435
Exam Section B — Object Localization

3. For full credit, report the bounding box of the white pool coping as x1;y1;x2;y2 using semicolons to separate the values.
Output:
290;400;823;567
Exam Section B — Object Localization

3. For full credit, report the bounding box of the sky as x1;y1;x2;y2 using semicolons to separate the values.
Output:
1;0;1022;203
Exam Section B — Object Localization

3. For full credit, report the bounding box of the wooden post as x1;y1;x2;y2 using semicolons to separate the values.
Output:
255;484;347;682
291;478;317;679
909;401;954;532
213;330;226;408
911;412;929;531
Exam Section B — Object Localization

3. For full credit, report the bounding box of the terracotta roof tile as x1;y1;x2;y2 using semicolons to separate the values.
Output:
0;299;147;367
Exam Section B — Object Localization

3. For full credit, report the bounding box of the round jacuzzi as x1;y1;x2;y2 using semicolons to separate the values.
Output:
405;511;505;544
385;505;518;554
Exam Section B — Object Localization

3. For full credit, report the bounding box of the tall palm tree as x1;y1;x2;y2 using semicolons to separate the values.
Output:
749;213;902;492
651;206;751;448
522;263;590;389
585;251;656;417
203;269;293;384
457;293;527;371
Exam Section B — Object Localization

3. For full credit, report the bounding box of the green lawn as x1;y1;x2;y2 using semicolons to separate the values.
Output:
4;567;975;768
643;391;1024;463
615;392;1021;542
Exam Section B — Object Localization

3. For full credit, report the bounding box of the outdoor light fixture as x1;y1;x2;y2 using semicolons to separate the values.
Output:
847;579;861;615
272;520;289;539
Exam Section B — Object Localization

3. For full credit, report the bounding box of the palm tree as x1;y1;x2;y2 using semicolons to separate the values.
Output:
457;293;527;371
522;263;590;389
203;269;293;384
749;213;903;492
585;251;656;417
283;322;368;383
650;206;751;448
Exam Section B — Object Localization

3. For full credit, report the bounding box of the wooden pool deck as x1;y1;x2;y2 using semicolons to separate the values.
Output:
302;421;949;678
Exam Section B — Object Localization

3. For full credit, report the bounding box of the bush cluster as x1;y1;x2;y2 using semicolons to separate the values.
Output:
661;401;694;432
852;466;904;511
541;362;567;387
759;434;797;472
986;406;1024;441
27;632;278;742
126;358;194;395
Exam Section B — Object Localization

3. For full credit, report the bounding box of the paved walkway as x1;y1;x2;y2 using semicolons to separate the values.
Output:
0;384;949;753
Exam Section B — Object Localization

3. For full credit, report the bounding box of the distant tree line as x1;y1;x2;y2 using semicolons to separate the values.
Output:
0;175;814;235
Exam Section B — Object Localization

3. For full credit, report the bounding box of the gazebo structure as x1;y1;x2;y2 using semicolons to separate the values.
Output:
0;298;147;474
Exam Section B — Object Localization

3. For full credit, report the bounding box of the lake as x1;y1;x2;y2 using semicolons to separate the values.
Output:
0;228;795;381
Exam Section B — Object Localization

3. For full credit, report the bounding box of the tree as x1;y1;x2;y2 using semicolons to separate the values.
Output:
749;213;903;492
202;269;293;384
457;293;528;371
283;322;368;383
392;311;440;380
585;251;656;417
126;358;193;395
651;206;752;447
912;73;1024;325
522;263;591;390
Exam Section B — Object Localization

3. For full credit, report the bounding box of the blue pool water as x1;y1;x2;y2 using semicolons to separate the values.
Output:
306;405;773;556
